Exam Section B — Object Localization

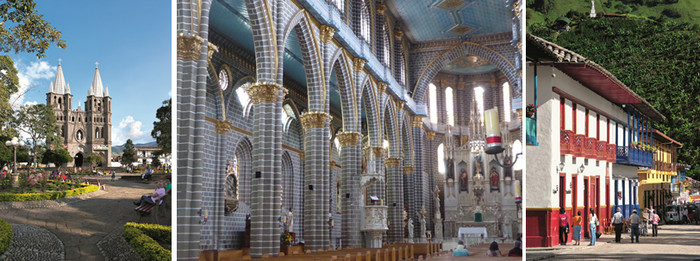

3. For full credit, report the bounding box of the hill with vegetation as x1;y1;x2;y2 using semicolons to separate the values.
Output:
527;0;699;31
528;16;700;179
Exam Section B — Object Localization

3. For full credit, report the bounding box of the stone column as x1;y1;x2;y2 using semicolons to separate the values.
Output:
247;82;284;257
301;112;331;251
410;115;426;240
337;131;362;247
386;157;404;242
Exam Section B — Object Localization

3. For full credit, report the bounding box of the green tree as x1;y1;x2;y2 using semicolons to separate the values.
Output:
150;153;162;168
0;55;19;136
85;153;104;168
0;0;66;58
13;104;59;166
41;148;71;168
121;139;137;166
151;99;171;155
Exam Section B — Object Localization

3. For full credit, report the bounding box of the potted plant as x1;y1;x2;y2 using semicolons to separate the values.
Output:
526;104;538;118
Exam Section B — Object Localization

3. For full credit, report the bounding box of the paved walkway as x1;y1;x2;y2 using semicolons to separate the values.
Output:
0;173;171;261
526;224;700;260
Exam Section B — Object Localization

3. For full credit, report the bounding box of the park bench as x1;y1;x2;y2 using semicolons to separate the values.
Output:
134;194;167;224
83;178;106;190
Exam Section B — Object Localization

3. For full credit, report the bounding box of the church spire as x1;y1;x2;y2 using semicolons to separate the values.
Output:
590;0;597;18
89;62;104;97
51;60;67;94
104;85;110;97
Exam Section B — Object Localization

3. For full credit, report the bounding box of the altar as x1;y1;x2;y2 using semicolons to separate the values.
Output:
457;227;488;238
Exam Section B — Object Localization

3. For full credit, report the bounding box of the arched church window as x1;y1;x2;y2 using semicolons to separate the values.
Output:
236;85;251;116
437;143;445;174
219;66;229;91
512;140;523;171
360;0;370;42
57;97;62;110
474;86;485;121
502;82;511;122
331;0;344;14
445;87;454;126
98;101;102;112
95;127;100;139
382;23;391;67
282;104;296;131
224;155;239;214
429;83;438;124
334;137;341;153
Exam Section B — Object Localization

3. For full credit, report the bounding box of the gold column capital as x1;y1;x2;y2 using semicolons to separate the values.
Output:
353;57;366;72
376;4;387;14
412;116;425;127
205;116;233;135
177;33;204;61
394;30;404;40
320;25;336;43
385;157;401;167
246;82;283;104
403;166;414;175
207;42;218;62
337;131;362;146
300;111;330;130
425;129;436;140
371;146;383;158
377;82;387;94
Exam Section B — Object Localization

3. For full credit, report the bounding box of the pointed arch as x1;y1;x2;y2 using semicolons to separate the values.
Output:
233;136;254;207
282;11;325;112
328;48;359;132
360;77;380;145
382;99;400;158
282;151;294;210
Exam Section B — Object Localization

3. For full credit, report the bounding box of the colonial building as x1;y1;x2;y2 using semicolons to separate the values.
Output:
638;129;682;211
177;0;523;259
525;34;664;247
46;62;112;167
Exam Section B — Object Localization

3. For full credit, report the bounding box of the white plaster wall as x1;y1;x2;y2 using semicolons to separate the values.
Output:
526;64;557;208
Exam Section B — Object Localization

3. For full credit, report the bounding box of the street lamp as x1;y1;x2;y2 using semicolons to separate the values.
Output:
5;137;24;187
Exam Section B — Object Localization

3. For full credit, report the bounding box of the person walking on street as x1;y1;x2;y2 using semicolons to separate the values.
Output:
629;209;640;243
652;210;660;237
612;207;624;243
588;208;598;246
642;208;650;236
559;208;569;245
572;210;582;245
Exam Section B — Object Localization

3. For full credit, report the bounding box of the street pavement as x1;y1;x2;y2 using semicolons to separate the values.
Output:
526;224;700;260
0;173;171;261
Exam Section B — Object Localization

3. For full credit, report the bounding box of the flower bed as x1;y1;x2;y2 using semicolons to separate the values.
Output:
0;184;99;201
122;222;171;261
0;218;12;255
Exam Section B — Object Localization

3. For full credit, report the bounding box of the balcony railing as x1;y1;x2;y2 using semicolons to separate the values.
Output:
560;129;573;154
606;144;617;163
596;141;607;161
584;137;597;159
573;134;585;157
616;146;653;167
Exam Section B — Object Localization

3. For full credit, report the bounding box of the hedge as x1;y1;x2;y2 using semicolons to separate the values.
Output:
0;184;99;202
123;222;171;261
0;219;12;255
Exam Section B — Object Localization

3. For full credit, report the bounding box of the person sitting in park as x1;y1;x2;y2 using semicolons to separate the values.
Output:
452;240;470;257
508;240;522;257
133;182;167;206
486;241;502;257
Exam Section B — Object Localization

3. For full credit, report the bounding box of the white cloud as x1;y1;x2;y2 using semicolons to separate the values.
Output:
112;116;148;145
11;61;56;109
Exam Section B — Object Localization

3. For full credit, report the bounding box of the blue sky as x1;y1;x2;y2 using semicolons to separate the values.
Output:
9;0;171;146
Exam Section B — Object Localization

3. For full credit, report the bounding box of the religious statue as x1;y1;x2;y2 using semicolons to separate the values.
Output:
419;210;427;239
474;170;485;204
224;159;239;214
287;208;294;232
407;218;414;242
447;159;455;181
490;166;499;192
434;185;442;219
460;169;469;192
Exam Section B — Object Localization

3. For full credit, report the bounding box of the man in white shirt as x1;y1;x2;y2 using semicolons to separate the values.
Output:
612;207;624;243
134;182;167;205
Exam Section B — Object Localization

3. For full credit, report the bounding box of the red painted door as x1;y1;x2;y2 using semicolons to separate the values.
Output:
559;175;566;210
573;175;578;218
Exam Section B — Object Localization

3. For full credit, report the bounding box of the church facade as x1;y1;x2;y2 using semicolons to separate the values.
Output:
177;0;523;259
46;62;112;167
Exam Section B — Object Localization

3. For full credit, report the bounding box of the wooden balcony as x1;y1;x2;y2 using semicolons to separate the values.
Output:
560;129;573;155
573;134;585;157
584;137;597;159
606;144;617;163
617;146;653;167
596;141;607;161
